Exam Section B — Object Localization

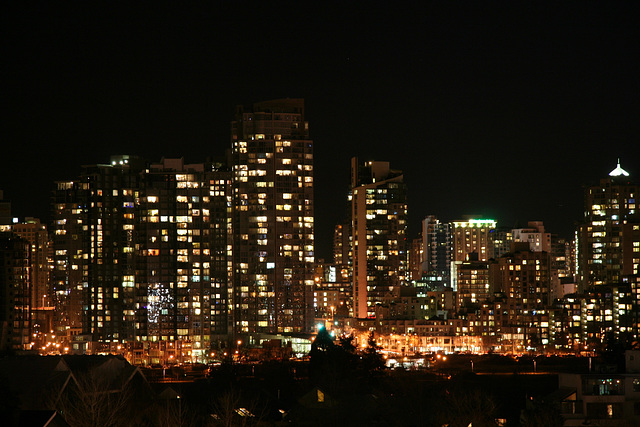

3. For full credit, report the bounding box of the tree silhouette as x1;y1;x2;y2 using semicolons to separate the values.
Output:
362;331;385;373
53;370;139;427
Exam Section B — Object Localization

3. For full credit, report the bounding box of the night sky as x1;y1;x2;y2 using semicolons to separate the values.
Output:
3;2;640;259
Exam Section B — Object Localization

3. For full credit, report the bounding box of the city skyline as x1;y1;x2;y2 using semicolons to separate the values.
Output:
3;3;640;260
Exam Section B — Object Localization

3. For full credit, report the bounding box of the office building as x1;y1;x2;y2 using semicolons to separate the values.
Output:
350;158;407;318
230;99;315;334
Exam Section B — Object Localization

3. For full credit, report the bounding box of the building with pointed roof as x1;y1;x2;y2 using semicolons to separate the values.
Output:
577;160;640;290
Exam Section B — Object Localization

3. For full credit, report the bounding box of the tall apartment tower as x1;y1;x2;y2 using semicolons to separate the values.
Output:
421;215;452;288
496;243;552;308
52;156;231;359
407;234;424;282
0;232;31;351
350;158;407;319
230;99;315;335
60;156;144;343
134;158;232;354
11;218;52;334
455;253;491;315
452;218;497;262
451;218;496;291
51;179;90;335
577;161;640;290
332;222;350;266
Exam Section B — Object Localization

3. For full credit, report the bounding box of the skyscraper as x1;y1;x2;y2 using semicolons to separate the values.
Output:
11;218;52;335
0;232;31;351
230;99;315;335
52;156;231;359
134;158;232;356
421;215;452;288
577;161;640;290
350;158;407;319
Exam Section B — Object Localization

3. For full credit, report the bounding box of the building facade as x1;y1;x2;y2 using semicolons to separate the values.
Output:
52;156;232;360
0;232;31;351
577;161;640;290
350;158;407;319
230;99;315;335
10;218;52;337
421;215;452;288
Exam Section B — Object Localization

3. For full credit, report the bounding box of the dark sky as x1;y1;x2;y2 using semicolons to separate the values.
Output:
2;2;640;259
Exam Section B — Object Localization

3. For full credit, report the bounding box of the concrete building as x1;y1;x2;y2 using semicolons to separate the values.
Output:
577;161;640;290
451;218;496;291
495;242;552;309
407;234;424;282
0;232;31;351
492;226;513;259
421;215;452;288
230;99;315;335
512;221;551;253
452;218;496;263
313;260;351;320
52;156;232;360
10;218;52;336
455;254;492;315
350;158;407;318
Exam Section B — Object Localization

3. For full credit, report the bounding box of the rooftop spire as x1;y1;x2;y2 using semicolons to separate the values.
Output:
609;159;630;177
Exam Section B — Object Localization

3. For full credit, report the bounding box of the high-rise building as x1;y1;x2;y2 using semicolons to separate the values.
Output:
332;222;350;266
0;232;31;351
577;161;640;290
407;234;424;282
52;156;232;359
495;243;552;309
452;218;496;262
134;158;232;354
451;218;496;291
513;221;551;253
11;218;52;335
230;99;315;335
421;215;452;288
550;235;576;299
455;253;491;315
350;158;407;319
492;227;513;259
476;243;553;350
